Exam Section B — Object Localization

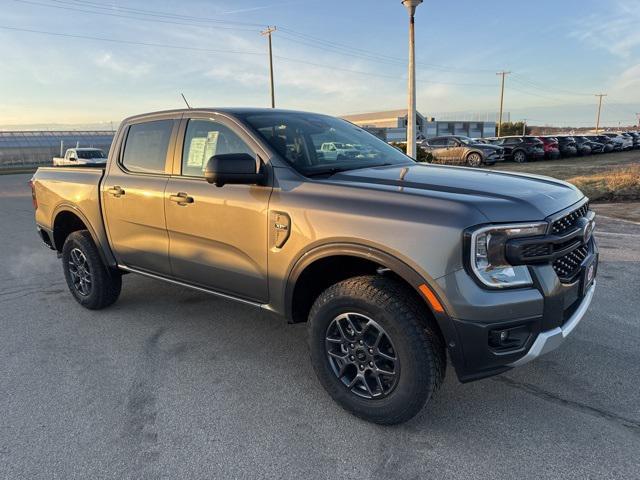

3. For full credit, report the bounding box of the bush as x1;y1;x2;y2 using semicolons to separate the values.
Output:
496;122;531;136
390;142;434;163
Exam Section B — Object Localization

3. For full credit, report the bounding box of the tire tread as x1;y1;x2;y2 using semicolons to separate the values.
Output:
308;275;445;425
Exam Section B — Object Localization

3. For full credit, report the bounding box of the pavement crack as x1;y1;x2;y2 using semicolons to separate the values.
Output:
494;376;640;434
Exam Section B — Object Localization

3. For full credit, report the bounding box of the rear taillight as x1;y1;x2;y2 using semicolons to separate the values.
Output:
29;179;38;210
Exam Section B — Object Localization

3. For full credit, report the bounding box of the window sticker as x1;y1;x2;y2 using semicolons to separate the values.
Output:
202;131;220;170
187;137;206;168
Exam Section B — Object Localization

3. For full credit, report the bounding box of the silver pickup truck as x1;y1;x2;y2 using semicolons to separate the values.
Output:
30;108;598;424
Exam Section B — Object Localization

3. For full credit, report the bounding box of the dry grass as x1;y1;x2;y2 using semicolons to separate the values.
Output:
490;150;640;202
567;165;640;202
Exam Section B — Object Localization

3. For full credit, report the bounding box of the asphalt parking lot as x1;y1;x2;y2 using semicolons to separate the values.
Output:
1;173;639;479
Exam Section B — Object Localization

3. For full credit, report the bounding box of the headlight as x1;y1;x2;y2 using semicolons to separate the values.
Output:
469;222;547;288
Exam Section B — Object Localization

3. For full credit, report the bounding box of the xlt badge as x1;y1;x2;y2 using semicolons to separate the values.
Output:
270;211;291;249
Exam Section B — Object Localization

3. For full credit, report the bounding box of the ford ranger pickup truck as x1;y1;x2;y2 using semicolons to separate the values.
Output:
30;108;598;425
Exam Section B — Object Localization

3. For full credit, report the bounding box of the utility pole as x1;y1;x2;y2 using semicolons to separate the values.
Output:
261;26;277;108
636;113;640;129
402;0;423;159
496;71;510;137
594;93;606;133
522;119;527;136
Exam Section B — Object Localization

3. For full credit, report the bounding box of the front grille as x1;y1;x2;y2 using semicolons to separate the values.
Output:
521;243;551;258
552;244;588;281
551;203;589;235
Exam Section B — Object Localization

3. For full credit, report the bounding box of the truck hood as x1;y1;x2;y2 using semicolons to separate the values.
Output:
327;163;583;222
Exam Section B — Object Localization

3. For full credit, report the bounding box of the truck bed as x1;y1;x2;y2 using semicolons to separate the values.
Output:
32;166;108;253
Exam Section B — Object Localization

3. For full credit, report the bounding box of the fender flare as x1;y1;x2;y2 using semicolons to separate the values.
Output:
283;242;460;348
51;204;117;267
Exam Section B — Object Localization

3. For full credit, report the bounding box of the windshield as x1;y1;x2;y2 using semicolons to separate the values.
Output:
76;149;106;159
240;112;413;176
456;136;475;145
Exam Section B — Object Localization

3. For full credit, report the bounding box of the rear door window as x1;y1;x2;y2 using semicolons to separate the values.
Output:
121;120;174;174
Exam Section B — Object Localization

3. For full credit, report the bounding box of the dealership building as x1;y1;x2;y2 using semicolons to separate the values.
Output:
342;109;497;141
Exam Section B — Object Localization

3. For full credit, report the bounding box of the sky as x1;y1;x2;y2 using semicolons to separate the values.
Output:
1;0;639;129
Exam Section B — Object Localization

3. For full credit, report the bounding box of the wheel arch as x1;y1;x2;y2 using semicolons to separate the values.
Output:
465;150;484;163
284;242;459;349
52;205;116;267
285;243;463;371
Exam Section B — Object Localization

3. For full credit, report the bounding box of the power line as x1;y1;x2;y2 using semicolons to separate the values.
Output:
0;24;264;55
41;0;265;27
0;24;496;88
13;0;502;76
12;0;262;32
510;73;593;97
277;27;497;74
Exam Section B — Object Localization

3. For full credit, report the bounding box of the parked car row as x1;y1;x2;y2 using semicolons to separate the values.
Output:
418;132;639;166
419;136;506;167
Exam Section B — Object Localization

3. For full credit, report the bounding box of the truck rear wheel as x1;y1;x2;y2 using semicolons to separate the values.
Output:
61;230;121;310
307;275;444;425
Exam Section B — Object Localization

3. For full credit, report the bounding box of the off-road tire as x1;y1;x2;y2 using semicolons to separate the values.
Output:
307;275;445;425
62;230;122;310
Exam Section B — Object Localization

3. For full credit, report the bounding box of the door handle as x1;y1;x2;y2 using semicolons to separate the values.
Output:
107;186;125;197
169;192;194;205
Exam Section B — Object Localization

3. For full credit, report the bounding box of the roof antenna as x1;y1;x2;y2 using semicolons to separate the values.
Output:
181;93;192;109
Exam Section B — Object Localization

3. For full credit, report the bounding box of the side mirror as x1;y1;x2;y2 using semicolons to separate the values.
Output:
204;153;265;187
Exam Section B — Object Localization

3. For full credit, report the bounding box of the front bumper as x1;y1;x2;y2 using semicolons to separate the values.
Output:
435;226;598;382
508;281;595;367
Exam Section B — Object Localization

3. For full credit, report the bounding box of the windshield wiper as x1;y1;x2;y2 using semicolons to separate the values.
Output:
306;167;353;177
306;163;395;178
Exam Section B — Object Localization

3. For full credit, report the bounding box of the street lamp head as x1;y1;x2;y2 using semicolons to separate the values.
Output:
401;0;423;15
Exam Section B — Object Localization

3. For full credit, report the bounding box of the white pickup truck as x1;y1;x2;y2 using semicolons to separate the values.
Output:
53;148;108;166
317;142;360;161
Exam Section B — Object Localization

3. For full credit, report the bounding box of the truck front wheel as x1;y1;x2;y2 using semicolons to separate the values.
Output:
307;275;444;425
62;230;122;310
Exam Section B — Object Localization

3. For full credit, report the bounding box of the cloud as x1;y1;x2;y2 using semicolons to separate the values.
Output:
93;52;152;77
612;63;640;90
570;0;640;58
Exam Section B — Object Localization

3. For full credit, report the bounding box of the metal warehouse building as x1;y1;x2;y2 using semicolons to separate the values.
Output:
0;131;114;169
342;109;497;141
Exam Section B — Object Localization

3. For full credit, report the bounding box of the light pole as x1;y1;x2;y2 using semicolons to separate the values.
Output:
402;0;422;159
